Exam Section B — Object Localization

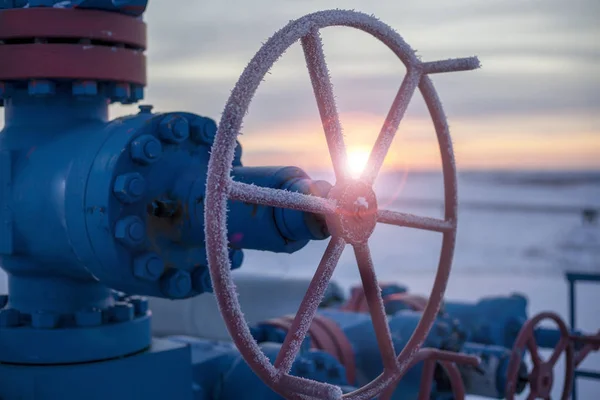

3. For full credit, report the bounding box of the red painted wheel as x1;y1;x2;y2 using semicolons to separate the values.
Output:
505;312;574;400
205;9;479;400
380;349;479;400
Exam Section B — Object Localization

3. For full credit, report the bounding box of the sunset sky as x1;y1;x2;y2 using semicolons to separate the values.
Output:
2;0;598;172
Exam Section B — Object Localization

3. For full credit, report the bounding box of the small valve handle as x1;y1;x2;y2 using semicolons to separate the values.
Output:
505;312;574;400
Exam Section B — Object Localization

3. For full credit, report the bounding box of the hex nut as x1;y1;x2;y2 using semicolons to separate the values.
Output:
75;308;103;327
190;117;217;145
28;80;55;96
130;135;162;165
32;311;60;329
133;253;165;281
114;216;146;247
192;268;213;293
159;115;190;143
161;269;192;298
112;302;134;322
0;308;19;328
113;172;146;204
72;81;98;96
129;296;149;315
229;249;244;270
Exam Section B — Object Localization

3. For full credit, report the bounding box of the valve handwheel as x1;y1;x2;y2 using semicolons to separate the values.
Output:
505;312;574;400
205;9;479;400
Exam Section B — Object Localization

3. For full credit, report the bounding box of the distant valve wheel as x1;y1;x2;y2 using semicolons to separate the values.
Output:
505;312;574;400
379;349;479;400
205;9;479;400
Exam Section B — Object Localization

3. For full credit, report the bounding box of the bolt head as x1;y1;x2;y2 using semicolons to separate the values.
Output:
28;80;55;96
0;82;11;98
161;269;192;298
75;308;103;327
115;216;146;247
0;308;19;327
294;359;315;377
131;85;144;101
129;296;149;315
32;311;59;329
229;249;244;270
190;117;217;145
112;83;131;100
112;302;134;322
130;135;162;165
192;268;213;293
113;172;146;204
159;115;190;143
133;253;165;281
72;81;98;96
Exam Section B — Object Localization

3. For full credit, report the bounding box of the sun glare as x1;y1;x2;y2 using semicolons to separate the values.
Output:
346;147;371;178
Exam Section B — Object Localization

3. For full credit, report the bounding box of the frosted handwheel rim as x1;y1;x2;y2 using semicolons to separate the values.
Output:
205;9;478;400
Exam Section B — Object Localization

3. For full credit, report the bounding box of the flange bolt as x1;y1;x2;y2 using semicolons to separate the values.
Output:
115;216;146;247
192;268;213;293
129;296;149;315
32;311;60;329
113;302;134;322
75;308;103;327
0;308;19;328
190;117;217;144
130;135;162;165
161;269;192;298
113;172;146;204
159;115;190;144
133;253;165;281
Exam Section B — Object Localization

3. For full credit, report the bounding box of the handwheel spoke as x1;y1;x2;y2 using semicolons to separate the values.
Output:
229;180;337;215
421;57;480;74
361;68;421;184
527;392;538;400
274;237;346;374
301;28;348;182
526;337;542;367
548;338;568;366
353;243;399;372
279;375;343;400
377;209;454;233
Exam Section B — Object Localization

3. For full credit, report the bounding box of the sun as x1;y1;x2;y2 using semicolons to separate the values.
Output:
346;147;371;178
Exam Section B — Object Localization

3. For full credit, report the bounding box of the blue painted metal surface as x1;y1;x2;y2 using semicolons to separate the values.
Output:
0;85;330;366
167;337;350;400
0;338;194;400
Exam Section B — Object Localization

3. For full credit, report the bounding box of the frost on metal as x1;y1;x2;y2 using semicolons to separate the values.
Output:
229;181;337;215
204;8;476;400
301;29;347;181
274;237;346;374
354;197;369;209
377;209;454;233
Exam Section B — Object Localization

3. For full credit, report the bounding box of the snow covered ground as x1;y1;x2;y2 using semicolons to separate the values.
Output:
0;170;598;398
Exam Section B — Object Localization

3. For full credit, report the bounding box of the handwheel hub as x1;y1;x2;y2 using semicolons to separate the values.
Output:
531;364;553;398
326;180;378;244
